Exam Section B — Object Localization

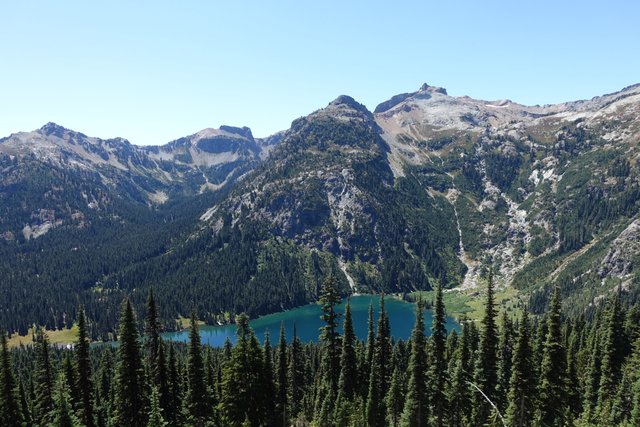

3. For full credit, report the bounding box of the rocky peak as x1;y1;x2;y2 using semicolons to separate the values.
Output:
39;122;70;138
219;125;254;141
327;95;372;117
419;82;448;95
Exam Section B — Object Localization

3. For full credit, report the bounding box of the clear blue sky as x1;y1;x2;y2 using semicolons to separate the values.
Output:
1;1;638;145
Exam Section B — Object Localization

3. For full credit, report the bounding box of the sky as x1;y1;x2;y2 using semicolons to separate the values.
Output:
1;1;638;145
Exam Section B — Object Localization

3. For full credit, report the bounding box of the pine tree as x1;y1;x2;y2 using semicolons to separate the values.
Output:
319;275;342;391
18;379;31;426
314;275;342;424
386;366;404;427
165;343;179;426
185;311;209;426
262;330;277;426
596;292;625;418
62;354;79;412
505;308;536;427
581;323;602;423
75;306;95;427
471;271;499;426
145;288;162;385
50;372;82;427
146;386;168;427
537;286;568;426
430;279;448;427
446;319;472;427
366;295;392;426
276;323;288;427
220;313;266;426
287;323;305;420
33;327;55;426
400;300;428;427
496;310;514;413
337;298;357;402
362;302;375;399
112;298;147;427
0;331;21;427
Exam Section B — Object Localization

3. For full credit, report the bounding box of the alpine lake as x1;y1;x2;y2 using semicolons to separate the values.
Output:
161;295;460;347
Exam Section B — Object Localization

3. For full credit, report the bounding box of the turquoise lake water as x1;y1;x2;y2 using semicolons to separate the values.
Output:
161;295;460;347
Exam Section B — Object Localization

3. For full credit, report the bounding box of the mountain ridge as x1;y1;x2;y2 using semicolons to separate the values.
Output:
1;82;639;333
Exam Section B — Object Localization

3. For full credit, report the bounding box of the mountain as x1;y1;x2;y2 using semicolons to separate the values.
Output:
1;83;639;335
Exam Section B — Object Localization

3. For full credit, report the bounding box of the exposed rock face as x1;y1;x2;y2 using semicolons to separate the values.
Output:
599;220;640;278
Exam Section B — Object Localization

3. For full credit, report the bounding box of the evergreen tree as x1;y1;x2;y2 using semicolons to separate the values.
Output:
596;292;625;417
287;323;305;420
112;298;147;427
471;271;499;426
319;275;342;391
430;279;448;427
33;327;55;426
537;286;568;426
220;313;266;426
400;300;428;427
496;310;514;413
50;372;82;427
386;366;404;427
337;298;357;402
146;386;168;427
62;354;79;412
505;308;536;427
446;319;473;427
0;331;21;427
262;330;276;426
185;311;210;426
314;275;342;424
75;306;95;427
276;323;288;427
362;303;375;398
366;295;392;426
165;343;179;426
145;288;162;385
18;379;31;426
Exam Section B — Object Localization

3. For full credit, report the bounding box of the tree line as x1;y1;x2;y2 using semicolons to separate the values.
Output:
1;275;639;426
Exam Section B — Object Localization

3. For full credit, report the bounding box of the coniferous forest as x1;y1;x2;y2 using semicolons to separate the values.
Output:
0;275;639;427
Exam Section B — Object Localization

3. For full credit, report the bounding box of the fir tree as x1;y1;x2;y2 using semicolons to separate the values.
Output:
50;372;82;427
287;323;305;420
62;354;79;412
362;302;375;398
537;286;568;426
496;310;514;413
145;288;162;385
33;327;55;426
18;379;31;426
366;295;392;426
75;306;95;427
164;342;180;426
596;292;625;417
400;300;428;427
112;298;147;427
220;313;266;426
276;323;288;427
337;298;357;402
146;386;168;427
430;279;448;427
319;275;342;391
386;366;404;427
262;330;276;426
446;319;472;427
471;271;499;426
185;311;210;426
505;308;536;427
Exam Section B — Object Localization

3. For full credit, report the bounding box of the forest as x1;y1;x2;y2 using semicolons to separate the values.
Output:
0;275;639;427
